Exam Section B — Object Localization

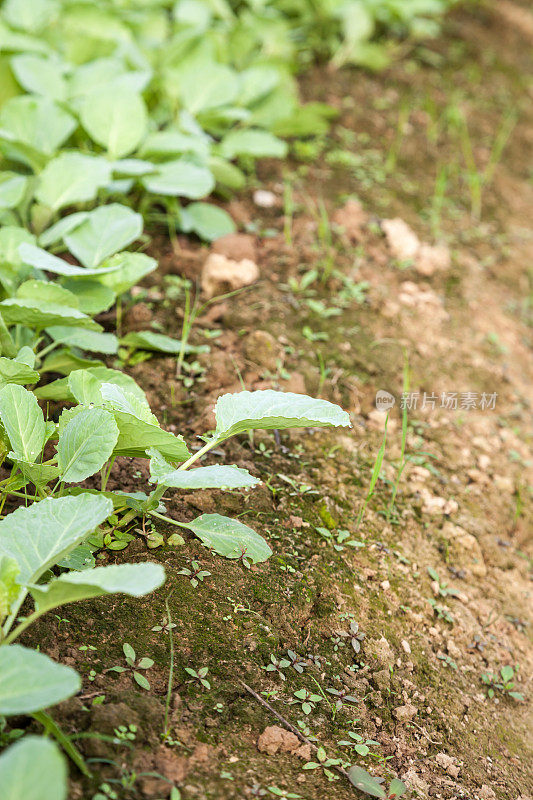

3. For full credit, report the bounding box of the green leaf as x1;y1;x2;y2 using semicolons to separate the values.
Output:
134;671;150;690
0;493;113;584
68;367;150;406
63;204;143;269
500;665;514;683
0;384;45;462
100;382;156;424
0;297;100;330
0;555;20;620
60;278;115;315
149;452;260;490
35;153;112;213
80;89;148;159
18;243;121;279
219;129;287;160
57;407;119;483
0;358;40;388
16;279;80;308
0;96;76;168
388;779;407;798
142;159;214;199
214;390;351;440
94;252;157;296
0;172;27;210
185;513;272;563
40;349;103;377
11;53;68;101
112;413;191;461
0;736;67;800
140;130;209;159
120;330;208;355
15;460;59;488
179;202;235;241
0;645;80;715
348;766;386;798
45;326;118;355
29;563;165;613
39;212;89;248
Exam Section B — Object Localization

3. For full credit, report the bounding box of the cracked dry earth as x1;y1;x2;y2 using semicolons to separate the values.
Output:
24;3;532;800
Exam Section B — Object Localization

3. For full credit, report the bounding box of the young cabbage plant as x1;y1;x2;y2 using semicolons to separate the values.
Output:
0;493;165;789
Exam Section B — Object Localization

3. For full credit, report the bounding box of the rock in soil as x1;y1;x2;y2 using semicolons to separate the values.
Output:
201;253;259;298
212;233;257;262
244;330;284;371
257;725;300;755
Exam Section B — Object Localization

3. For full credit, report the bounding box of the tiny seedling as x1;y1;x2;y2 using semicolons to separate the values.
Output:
349;766;406;799
481;665;524;702
185;666;211;689
108;644;154;690
428;599;454;624
427;567;461;598
302;745;342;782
290;689;322;715
338;731;380;756
178;561;211;588
263;654;290;680
326;686;358;710
113;724;137;743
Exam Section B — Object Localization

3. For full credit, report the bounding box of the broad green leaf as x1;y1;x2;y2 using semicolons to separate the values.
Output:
113;413;191;461
120;330;208;355
63;204;143;269
0;736;67;800
0;297;100;330
94;252;157;295
214;390;351;440
19;242;123;277
179;202;235;241
0;318;16;359
388;779;407;798
0;172;27;210
219;129;287;160
39;212;89;248
16;279;79;307
80;89;148;159
11;53;67;100
0;358;39;388
58;407;119;483
0;96;76;168
0;384;45;461
69;58;151;99
348;767;386;798
112;158;155;177
60;278;115;315
185;513;272;563
14;460;59;488
0;645;80;715
45;326;118;355
150;460;260;490
29;562;165;613
142;159;214;199
0;493;113;584
100;382;156;424
33;377;73;401
68;367;149;406
3;0;58;33
35;153;112;212
57;542;95;571
173;62;239;114
0;555;20;619
140;130;209;159
40;349;103;376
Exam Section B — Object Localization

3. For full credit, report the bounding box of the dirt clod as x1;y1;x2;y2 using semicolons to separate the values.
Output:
201;253;259;298
257;725;301;755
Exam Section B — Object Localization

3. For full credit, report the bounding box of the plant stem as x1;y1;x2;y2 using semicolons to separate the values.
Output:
33;710;92;778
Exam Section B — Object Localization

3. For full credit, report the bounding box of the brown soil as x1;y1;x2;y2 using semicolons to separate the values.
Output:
18;3;533;799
